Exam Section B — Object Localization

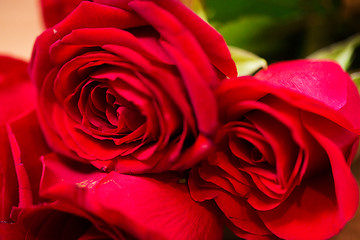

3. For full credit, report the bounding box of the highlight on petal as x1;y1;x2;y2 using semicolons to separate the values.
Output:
255;60;348;111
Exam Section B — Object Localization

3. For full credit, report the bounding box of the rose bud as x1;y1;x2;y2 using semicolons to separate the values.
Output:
0;55;222;240
189;60;360;240
30;0;237;174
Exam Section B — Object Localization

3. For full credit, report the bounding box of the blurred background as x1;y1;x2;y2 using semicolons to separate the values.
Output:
1;0;360;239
202;0;360;71
0;0;43;60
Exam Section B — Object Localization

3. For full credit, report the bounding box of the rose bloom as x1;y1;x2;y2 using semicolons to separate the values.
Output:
189;60;360;240
30;0;237;174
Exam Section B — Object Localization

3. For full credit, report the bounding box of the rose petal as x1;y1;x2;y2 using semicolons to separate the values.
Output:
130;0;219;135
40;0;83;28
258;172;340;240
302;111;359;222
129;0;217;85
1;111;50;224
258;113;359;240
30;1;146;87
40;153;223;240
255;60;347;112
147;0;237;78
215;192;271;236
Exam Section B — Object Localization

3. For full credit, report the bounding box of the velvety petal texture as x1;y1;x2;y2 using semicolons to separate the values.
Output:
39;153;223;240
30;0;237;174
189;60;360;240
40;0;84;28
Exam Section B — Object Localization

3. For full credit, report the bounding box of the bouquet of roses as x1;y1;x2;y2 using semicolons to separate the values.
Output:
1;0;360;239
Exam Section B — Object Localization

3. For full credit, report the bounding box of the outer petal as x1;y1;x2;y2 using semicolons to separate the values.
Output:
40;153;223;240
0;112;50;222
255;60;348;111
255;59;360;129
258;173;339;240
0;125;17;222
93;0;237;77
30;1;146;88
188;168;275;240
0;55;48;223
339;76;360;130
147;0;237;78
40;0;84;28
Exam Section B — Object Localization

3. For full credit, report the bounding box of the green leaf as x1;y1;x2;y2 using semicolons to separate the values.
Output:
217;16;278;55
204;0;302;23
215;15;304;61
229;46;267;76
307;34;360;70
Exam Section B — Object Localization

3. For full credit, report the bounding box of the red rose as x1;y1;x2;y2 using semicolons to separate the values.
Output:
0;56;222;240
189;60;360;239
30;0;237;174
